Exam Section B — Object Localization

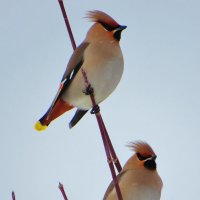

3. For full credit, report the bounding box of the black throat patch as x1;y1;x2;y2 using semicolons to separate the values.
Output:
144;159;157;170
113;30;122;41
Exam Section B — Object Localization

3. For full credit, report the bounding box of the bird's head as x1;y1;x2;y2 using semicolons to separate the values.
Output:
85;10;127;42
124;141;157;171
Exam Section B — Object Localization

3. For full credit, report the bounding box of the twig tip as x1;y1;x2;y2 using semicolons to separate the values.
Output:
59;182;63;188
12;191;15;200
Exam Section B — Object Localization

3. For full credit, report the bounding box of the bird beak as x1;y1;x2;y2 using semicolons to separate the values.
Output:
118;25;127;31
145;155;157;162
152;155;157;160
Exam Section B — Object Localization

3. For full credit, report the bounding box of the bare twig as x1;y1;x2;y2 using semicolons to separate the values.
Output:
59;182;69;200
58;0;76;50
102;119;122;172
12;191;15;200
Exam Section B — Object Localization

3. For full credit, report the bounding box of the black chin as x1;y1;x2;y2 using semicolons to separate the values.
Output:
144;160;157;170
114;30;122;41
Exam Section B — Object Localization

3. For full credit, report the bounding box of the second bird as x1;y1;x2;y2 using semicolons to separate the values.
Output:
103;141;163;200
35;10;126;131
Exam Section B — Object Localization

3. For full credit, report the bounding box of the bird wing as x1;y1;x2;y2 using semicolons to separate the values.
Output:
103;170;126;200
46;42;89;117
61;42;89;82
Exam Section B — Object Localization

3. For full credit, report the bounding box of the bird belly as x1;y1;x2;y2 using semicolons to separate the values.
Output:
124;186;161;200
107;184;161;200
106;170;162;200
62;57;124;110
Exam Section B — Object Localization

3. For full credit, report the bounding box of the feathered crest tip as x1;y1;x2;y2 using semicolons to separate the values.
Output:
127;141;156;157
85;10;119;27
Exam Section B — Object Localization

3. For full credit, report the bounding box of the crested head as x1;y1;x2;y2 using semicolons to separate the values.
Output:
86;10;120;30
127;141;156;158
85;10;126;42
127;141;157;170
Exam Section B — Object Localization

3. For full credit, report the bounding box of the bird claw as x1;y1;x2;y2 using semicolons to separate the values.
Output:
90;105;100;114
82;84;94;95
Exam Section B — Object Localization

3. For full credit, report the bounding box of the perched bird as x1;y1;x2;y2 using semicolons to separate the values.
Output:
103;141;163;200
35;10;126;131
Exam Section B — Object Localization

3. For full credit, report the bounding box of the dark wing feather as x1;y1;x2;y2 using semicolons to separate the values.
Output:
46;42;89;117
61;42;89;81
69;109;88;128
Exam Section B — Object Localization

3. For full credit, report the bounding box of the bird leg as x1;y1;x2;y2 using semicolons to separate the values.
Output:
82;84;100;114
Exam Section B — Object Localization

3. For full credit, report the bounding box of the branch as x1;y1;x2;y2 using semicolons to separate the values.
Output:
59;182;69;200
58;0;76;50
12;191;15;200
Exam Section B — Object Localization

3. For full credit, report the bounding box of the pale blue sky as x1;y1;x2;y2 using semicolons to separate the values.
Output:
0;0;200;199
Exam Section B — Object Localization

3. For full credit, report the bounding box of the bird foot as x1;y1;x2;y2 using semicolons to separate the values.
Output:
82;84;94;95
90;105;100;114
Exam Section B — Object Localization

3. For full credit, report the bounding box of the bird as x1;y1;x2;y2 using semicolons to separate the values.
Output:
103;141;163;200
34;10;126;131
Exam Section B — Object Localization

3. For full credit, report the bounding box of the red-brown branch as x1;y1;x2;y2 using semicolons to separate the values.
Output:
58;0;76;50
12;191;15;200
59;182;69;200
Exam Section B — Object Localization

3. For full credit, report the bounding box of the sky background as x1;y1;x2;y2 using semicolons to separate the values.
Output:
0;0;200;199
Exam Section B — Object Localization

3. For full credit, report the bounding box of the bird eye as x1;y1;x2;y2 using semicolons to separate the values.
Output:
137;153;151;161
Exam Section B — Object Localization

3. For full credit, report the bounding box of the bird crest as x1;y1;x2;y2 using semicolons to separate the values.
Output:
86;10;120;29
127;141;156;157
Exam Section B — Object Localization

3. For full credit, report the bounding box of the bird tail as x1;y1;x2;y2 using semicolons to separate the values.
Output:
34;98;74;131
69;109;88;128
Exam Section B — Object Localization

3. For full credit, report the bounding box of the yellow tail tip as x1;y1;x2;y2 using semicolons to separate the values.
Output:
34;121;47;131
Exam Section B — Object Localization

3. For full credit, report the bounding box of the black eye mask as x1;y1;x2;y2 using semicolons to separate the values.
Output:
136;153;151;161
100;22;119;31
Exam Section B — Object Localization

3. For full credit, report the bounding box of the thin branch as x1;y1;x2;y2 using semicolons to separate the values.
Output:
12;191;15;200
95;113;123;200
58;0;76;50
101;116;122;172
59;182;69;200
